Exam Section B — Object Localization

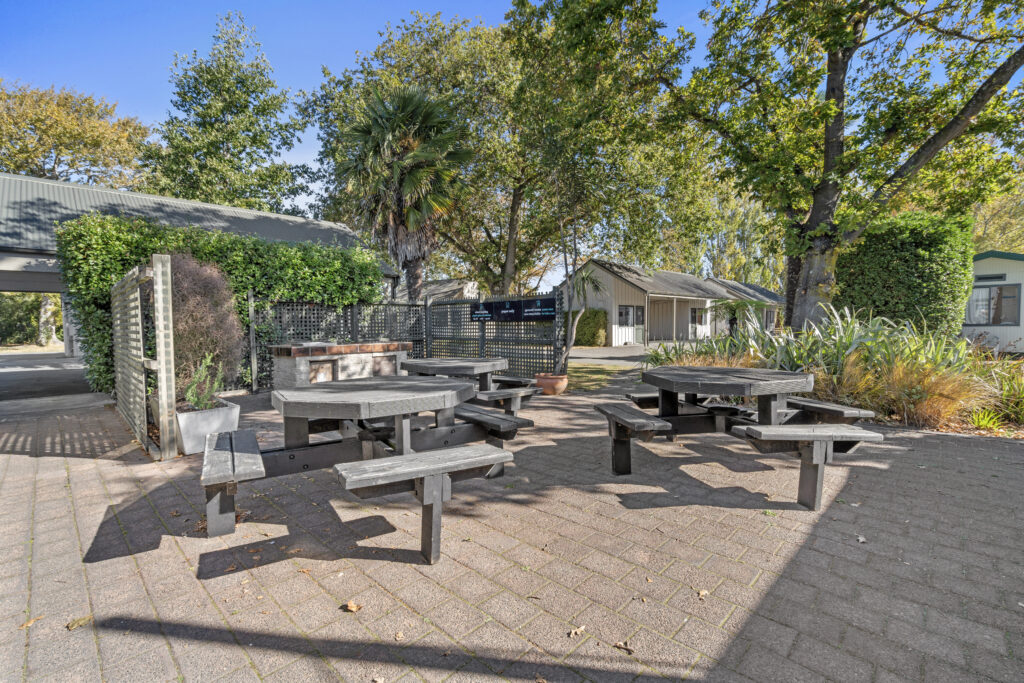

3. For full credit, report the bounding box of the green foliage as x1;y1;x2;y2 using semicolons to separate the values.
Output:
0;80;149;188
833;212;974;337
56;213;382;393
563;309;607;347
970;408;1004;431
143;13;303;212
338;86;470;302
184;353;224;411
0;293;42;345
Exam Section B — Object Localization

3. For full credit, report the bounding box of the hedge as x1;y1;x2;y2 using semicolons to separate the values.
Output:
564;308;608;347
57;214;383;393
833;211;973;337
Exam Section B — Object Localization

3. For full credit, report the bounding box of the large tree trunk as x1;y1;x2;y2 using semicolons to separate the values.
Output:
404;258;425;303
790;241;838;329
499;181;527;295
783;254;801;326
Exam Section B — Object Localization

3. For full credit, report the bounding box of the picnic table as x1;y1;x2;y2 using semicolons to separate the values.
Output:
400;357;508;391
642;365;815;429
271;376;476;453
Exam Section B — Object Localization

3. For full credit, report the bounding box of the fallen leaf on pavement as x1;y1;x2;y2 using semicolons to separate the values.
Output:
849;502;861;507
297;568;310;575
343;601;362;613
66;615;93;631
286;548;302;554
856;535;867;544
169;510;181;517
646;577;652;583
613;641;634;655
394;631;404;641
248;548;262;553
225;564;237;572
193;520;207;533
568;625;586;638
535;676;548;683
18;615;43;629
689;586;709;601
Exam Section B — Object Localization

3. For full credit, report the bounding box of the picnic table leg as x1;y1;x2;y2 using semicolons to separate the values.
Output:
657;389;679;417
284;417;310;449
435;407;455;428
797;440;829;510
485;434;505;478
757;393;789;425
611;423;632;475
205;485;236;537
478;372;493;391
419;473;444;564
503;395;522;416
394;415;412;454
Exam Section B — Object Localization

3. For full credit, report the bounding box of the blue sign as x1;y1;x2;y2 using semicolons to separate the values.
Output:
468;296;557;322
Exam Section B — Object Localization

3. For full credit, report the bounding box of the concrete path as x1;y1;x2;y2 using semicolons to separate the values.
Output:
0;391;1021;681
0;352;91;401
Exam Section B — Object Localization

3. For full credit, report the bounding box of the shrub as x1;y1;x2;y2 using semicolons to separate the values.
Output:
57;214;383;393
564;308;607;346
834;211;973;336
184;353;225;410
168;254;244;400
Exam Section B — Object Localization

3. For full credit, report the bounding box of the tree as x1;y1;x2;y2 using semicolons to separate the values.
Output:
552;0;1024;328
973;176;1024;252
338;86;470;302
0;81;148;188
675;0;1024;327
304;13;558;294
144;13;303;212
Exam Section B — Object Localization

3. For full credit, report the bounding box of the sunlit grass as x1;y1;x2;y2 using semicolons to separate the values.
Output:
567;362;634;393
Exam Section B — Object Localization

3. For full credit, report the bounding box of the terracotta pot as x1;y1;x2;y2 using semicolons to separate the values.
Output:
535;372;569;396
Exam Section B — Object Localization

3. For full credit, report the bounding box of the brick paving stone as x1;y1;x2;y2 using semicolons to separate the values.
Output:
1;394;1022;682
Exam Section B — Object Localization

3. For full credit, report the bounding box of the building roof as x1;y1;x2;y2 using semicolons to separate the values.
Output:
974;250;1024;263
394;278;478;301
0;172;361;254
591;259;733;299
707;277;785;305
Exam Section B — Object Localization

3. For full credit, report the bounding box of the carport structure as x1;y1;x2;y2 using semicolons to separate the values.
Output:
0;172;376;357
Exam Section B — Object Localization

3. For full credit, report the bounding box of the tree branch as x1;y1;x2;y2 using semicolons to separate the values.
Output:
891;5;1009;44
852;43;1024;240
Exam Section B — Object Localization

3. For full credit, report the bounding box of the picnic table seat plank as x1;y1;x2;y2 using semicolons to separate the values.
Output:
454;403;533;436
334;443;513;563
473;386;542;415
786;397;875;423
492;375;537;388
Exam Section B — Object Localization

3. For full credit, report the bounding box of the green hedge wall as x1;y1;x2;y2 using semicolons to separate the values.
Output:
57;214;383;393
833;211;973;337
564;308;608;347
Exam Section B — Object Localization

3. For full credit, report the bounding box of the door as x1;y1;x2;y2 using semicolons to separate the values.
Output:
615;305;645;345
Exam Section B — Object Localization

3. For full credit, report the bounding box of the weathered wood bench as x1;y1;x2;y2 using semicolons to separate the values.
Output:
334;443;513;563
594;403;672;475
473;386;542;415
731;424;883;510
492;375;537;388
201;430;266;537
786;397;875;425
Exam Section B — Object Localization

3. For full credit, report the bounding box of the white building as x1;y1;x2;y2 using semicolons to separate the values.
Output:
561;259;783;347
963;250;1023;353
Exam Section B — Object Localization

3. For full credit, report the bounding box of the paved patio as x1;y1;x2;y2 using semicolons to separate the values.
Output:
0;386;1022;681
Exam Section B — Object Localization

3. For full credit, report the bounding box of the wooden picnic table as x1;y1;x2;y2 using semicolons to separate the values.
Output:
400;357;509;391
641;365;814;433
271;375;476;453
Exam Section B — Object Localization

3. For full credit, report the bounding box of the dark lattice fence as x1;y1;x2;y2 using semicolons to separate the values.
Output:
248;291;562;389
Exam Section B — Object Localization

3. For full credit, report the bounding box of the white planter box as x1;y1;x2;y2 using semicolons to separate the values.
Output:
175;398;240;455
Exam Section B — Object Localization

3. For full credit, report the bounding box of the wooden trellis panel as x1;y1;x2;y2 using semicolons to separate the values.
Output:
111;254;176;460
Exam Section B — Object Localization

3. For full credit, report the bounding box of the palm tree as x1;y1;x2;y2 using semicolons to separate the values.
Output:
339;87;471;302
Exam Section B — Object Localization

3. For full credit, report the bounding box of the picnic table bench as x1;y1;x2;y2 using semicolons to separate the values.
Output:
201;430;266;537
473;385;542;416
335;443;513;563
594;403;671;475
731;423;883;510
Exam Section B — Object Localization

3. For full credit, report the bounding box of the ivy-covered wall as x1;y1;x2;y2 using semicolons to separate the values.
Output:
57;214;383;393
833;211;973;337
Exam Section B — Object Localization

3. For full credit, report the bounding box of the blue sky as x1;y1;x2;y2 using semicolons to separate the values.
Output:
0;1;708;171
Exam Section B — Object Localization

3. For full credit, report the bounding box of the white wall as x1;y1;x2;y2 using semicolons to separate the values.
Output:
561;263;646;346
962;256;1024;353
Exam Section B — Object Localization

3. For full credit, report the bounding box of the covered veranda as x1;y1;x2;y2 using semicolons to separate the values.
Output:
646;294;711;343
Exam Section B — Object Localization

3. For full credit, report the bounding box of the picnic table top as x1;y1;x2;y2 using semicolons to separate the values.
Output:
400;357;509;376
271;375;476;420
641;365;814;397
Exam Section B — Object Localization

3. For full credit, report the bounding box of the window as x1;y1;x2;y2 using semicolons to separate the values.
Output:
965;284;1020;326
690;307;706;325
975;274;1006;282
633;306;644;325
618;305;633;327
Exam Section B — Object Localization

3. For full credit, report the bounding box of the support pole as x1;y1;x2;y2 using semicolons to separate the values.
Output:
248;290;258;392
152;254;177;460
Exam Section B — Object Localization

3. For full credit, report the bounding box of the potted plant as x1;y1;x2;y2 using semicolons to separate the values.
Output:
175;353;239;454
